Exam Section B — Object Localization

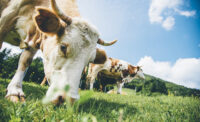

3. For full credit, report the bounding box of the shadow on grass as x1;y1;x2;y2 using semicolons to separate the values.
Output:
78;98;138;120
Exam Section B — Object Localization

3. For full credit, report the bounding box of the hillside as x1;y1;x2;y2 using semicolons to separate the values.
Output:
123;74;200;97
0;79;200;121
90;72;200;97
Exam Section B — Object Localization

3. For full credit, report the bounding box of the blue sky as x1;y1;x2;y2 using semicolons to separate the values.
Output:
1;0;200;89
77;0;200;89
78;0;200;64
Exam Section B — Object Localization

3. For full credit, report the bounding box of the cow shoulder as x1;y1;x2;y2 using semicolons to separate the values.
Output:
93;48;107;64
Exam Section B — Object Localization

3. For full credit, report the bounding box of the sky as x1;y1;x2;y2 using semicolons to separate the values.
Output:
1;0;200;89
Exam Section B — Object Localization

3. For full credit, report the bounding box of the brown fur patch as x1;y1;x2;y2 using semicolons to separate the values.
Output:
109;58;119;73
137;66;140;71
128;65;137;77
122;65;137;78
90;64;95;73
93;48;107;64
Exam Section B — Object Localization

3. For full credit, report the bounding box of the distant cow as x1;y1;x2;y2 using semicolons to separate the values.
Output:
86;56;145;94
0;0;117;104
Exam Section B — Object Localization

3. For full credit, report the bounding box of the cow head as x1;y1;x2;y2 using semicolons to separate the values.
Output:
34;0;117;104
135;66;145;79
123;65;145;83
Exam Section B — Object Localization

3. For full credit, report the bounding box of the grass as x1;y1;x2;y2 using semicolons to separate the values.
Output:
0;79;200;121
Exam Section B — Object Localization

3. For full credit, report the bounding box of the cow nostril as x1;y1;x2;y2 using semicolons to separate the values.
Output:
58;96;65;102
52;95;65;106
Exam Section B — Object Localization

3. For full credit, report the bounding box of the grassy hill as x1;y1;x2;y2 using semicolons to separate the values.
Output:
123;74;200;97
0;79;200;121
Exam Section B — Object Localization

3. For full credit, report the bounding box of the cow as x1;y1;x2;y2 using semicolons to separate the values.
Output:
0;0;117;104
86;55;145;94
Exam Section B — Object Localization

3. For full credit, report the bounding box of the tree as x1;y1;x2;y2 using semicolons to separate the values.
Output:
0;48;45;84
0;48;19;79
24;57;45;84
142;79;167;95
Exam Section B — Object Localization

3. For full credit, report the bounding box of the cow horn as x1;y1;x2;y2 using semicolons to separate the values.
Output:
97;39;117;46
51;0;72;25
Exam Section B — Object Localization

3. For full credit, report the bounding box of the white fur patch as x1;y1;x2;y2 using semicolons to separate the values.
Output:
136;70;145;79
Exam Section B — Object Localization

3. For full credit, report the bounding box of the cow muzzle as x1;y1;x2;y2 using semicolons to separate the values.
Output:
52;94;76;106
43;68;81;105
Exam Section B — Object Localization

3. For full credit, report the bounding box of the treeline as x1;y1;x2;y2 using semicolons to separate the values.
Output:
1;48;200;97
0;48;44;84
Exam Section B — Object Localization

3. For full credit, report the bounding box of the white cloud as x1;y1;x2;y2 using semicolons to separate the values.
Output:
175;9;196;17
148;0;196;30
162;16;175;30
149;0;180;24
137;56;200;89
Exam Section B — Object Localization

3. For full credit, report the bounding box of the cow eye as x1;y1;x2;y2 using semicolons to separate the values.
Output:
59;43;68;57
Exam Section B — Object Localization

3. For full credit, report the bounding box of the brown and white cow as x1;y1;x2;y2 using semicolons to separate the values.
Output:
86;55;145;94
0;0;117;104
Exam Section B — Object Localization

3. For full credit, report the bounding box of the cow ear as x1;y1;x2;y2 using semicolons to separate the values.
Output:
93;48;107;64
34;8;62;34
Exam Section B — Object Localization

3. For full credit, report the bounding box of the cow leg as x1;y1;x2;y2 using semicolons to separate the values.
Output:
99;84;103;92
85;76;95;90
5;47;37;102
40;77;47;86
86;73;97;90
117;82;124;94
0;41;2;49
90;81;94;90
86;64;103;90
102;84;107;93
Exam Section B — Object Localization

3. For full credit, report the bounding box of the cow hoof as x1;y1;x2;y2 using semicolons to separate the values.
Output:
20;96;26;102
6;95;26;103
6;95;19;103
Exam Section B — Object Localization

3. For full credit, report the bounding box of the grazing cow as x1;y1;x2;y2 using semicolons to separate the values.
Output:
0;0;117;104
86;56;145;94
